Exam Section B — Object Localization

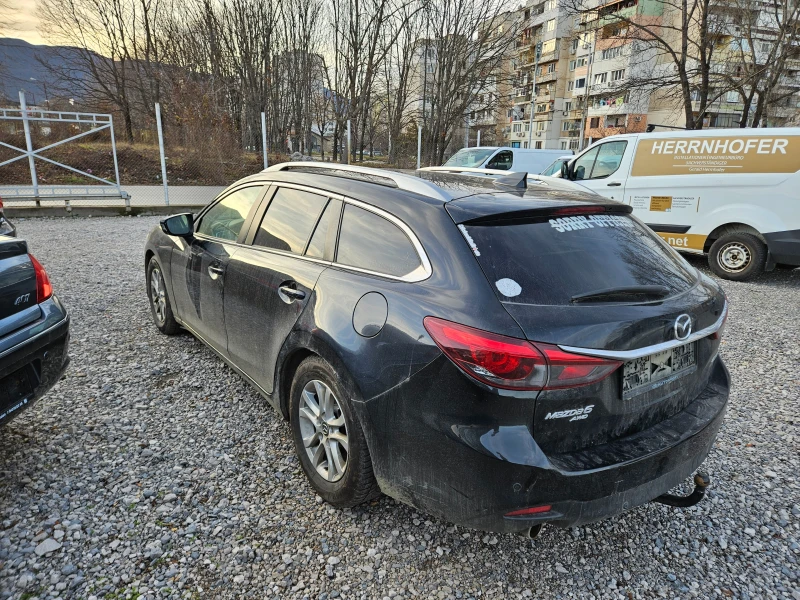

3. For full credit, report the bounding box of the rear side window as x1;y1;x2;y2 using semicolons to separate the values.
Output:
254;187;328;254
462;214;696;306
197;186;263;241
336;204;421;278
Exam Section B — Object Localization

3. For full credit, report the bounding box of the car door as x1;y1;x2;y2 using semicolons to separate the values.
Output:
170;185;265;354
570;139;630;200
224;185;339;393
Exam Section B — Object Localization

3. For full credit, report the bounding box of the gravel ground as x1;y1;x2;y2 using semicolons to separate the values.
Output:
1;216;798;600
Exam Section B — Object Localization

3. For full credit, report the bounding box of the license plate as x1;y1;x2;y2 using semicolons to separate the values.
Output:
622;342;696;399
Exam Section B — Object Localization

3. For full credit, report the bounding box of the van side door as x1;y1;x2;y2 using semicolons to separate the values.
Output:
569;138;633;201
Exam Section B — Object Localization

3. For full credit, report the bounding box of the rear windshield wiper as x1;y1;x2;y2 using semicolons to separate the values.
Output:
570;285;670;304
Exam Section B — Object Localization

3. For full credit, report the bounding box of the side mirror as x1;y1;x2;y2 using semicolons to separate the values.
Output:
161;213;194;237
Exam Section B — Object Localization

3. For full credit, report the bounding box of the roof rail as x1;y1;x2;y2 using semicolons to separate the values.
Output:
264;162;452;201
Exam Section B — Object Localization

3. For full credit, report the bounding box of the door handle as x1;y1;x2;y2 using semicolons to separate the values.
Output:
278;284;306;303
607;182;622;187
208;264;224;280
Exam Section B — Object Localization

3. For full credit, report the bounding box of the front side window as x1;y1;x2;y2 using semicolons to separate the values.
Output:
572;147;599;180
487;150;513;170
254;187;328;254
197;186;263;241
336;204;421;278
573;141;628;180
590;141;628;178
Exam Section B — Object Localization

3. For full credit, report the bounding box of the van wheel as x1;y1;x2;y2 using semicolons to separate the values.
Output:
708;233;766;281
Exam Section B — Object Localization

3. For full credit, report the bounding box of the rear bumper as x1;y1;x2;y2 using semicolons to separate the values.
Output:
0;296;70;426
765;228;800;266
359;355;729;533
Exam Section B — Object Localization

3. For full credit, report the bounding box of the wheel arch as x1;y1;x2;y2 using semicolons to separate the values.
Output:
703;222;766;253
274;330;365;421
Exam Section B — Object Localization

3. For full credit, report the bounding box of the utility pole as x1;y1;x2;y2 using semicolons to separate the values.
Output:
527;41;542;149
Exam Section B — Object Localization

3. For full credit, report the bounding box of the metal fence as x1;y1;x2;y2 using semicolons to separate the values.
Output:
0;94;426;210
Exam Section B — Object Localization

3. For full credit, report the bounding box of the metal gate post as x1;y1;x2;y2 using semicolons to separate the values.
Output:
18;91;39;201
261;111;268;169
155;103;169;206
416;125;422;170
109;114;122;195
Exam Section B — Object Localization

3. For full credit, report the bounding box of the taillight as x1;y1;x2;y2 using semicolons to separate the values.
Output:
534;344;621;389
29;254;53;303
0;197;4;209
423;317;621;391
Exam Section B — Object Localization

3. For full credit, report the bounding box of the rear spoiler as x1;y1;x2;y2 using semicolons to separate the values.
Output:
447;202;633;226
0;238;27;260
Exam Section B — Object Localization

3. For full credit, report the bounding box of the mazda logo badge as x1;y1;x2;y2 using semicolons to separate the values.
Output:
674;314;692;341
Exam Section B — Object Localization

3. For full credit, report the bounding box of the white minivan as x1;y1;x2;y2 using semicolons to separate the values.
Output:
559;129;800;280
442;147;568;175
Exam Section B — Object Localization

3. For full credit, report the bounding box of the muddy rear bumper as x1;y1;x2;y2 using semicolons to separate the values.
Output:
360;355;729;533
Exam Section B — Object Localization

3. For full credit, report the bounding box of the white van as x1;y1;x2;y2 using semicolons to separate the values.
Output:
442;147;568;175
559;129;800;280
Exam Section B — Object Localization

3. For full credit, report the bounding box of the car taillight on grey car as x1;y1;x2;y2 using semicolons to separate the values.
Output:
144;164;729;535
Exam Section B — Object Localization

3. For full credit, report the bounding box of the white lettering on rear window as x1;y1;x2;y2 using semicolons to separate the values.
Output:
549;214;633;232
458;224;481;256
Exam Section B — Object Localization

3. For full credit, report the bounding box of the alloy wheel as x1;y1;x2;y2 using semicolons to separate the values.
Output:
150;267;167;325
297;379;349;482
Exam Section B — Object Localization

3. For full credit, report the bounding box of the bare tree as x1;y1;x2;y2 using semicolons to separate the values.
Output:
419;0;517;164
562;0;739;129
724;0;800;126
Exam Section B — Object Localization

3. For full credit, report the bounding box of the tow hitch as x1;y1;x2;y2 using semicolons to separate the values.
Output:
653;472;710;508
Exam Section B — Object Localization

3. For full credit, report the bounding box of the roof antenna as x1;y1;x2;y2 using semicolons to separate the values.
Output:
493;171;528;190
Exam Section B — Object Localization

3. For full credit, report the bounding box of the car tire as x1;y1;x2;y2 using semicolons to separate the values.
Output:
708;232;767;281
290;356;380;507
147;258;180;335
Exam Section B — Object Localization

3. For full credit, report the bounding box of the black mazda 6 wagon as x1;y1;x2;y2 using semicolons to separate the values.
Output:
144;163;729;535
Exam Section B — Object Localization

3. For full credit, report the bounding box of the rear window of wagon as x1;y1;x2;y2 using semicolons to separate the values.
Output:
462;214;697;306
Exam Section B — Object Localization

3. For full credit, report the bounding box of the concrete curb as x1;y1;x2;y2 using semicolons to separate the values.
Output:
4;205;203;218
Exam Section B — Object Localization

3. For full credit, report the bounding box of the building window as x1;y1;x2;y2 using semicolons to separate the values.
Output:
546;19;556;32
561;141;568;149
511;141;521;148
568;81;574;91
606;114;626;127
542;39;556;54
572;39;579;51
562;121;571;131
601;46;622;60
564;101;572;111
513;123;522;132
575;78;586;89
523;141;529;148
569;60;576;71
611;69;625;81
594;72;607;84
590;117;600;128
569;140;579;149
536;121;546;131
545;0;556;10
547;63;556;74
576;57;587;68
535;141;543;149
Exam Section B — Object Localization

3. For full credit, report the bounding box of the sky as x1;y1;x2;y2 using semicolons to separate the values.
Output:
5;0;47;46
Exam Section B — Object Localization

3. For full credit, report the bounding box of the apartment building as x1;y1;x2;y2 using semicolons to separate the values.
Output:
509;0;576;150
